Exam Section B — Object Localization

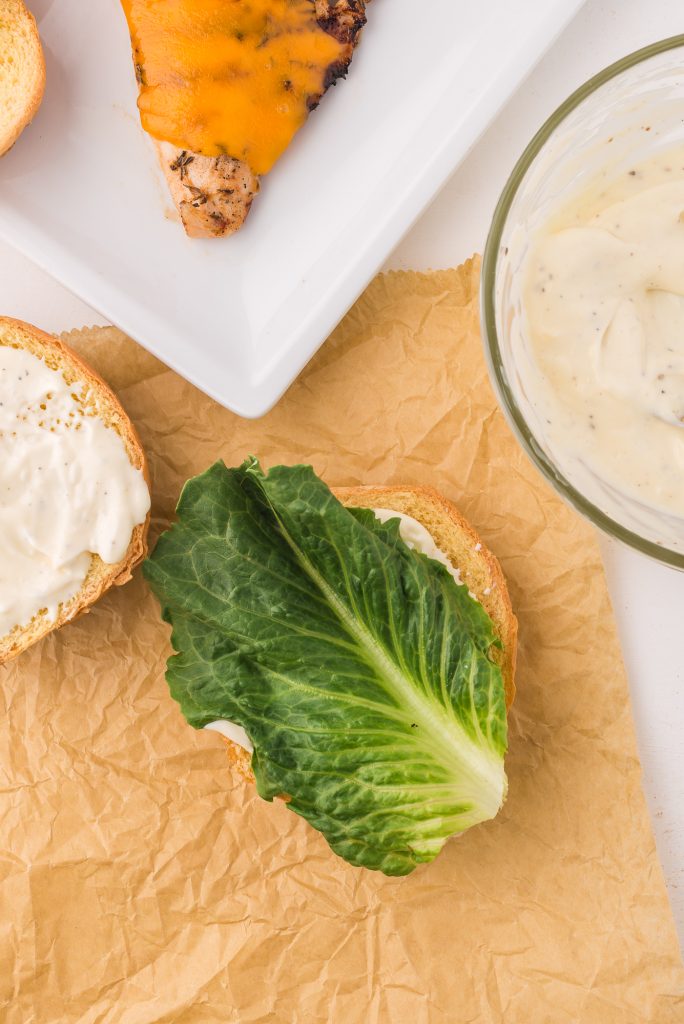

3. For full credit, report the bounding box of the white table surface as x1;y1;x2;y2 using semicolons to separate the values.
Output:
2;0;682;950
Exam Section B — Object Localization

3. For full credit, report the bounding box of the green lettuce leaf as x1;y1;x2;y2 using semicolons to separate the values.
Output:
144;458;507;875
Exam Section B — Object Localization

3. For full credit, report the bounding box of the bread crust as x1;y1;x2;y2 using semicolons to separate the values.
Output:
0;1;46;157
218;483;517;784
0;318;150;663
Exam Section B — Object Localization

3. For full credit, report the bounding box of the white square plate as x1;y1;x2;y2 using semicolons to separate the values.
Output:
0;0;584;417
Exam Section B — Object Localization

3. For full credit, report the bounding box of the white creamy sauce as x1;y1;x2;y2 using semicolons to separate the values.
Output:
204;719;253;754
372;508;469;588
0;345;151;636
205;508;476;753
522;149;684;536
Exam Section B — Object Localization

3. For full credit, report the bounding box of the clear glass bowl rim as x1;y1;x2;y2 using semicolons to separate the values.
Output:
481;34;684;570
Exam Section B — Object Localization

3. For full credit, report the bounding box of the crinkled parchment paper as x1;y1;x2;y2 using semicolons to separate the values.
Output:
1;259;682;1023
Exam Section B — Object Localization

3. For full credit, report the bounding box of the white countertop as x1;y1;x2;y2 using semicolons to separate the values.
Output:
1;0;682;948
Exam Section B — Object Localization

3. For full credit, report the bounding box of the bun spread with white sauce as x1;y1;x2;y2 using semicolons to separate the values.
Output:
0;319;151;663
144;458;516;875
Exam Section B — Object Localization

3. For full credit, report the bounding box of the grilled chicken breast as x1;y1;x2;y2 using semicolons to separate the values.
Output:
126;0;370;239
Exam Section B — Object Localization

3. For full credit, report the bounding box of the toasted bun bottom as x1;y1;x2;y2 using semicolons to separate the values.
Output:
220;484;517;784
0;318;150;663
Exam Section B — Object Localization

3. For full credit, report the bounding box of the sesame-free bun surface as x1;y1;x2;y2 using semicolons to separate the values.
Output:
0;318;150;663
223;484;517;784
0;1;45;157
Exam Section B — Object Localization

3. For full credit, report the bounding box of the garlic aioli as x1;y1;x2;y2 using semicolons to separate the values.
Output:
372;508;468;587
0;345;151;636
522;148;684;539
205;509;478;753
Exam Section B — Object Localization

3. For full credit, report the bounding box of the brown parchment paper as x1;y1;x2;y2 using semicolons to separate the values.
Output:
1;259;682;1024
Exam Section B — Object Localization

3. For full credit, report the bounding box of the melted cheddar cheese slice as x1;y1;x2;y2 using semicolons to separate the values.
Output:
121;0;348;175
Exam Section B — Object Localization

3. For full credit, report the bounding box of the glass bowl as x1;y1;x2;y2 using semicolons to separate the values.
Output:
481;35;684;569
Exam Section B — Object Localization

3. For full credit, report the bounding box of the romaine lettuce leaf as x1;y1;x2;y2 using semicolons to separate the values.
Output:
144;458;508;875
